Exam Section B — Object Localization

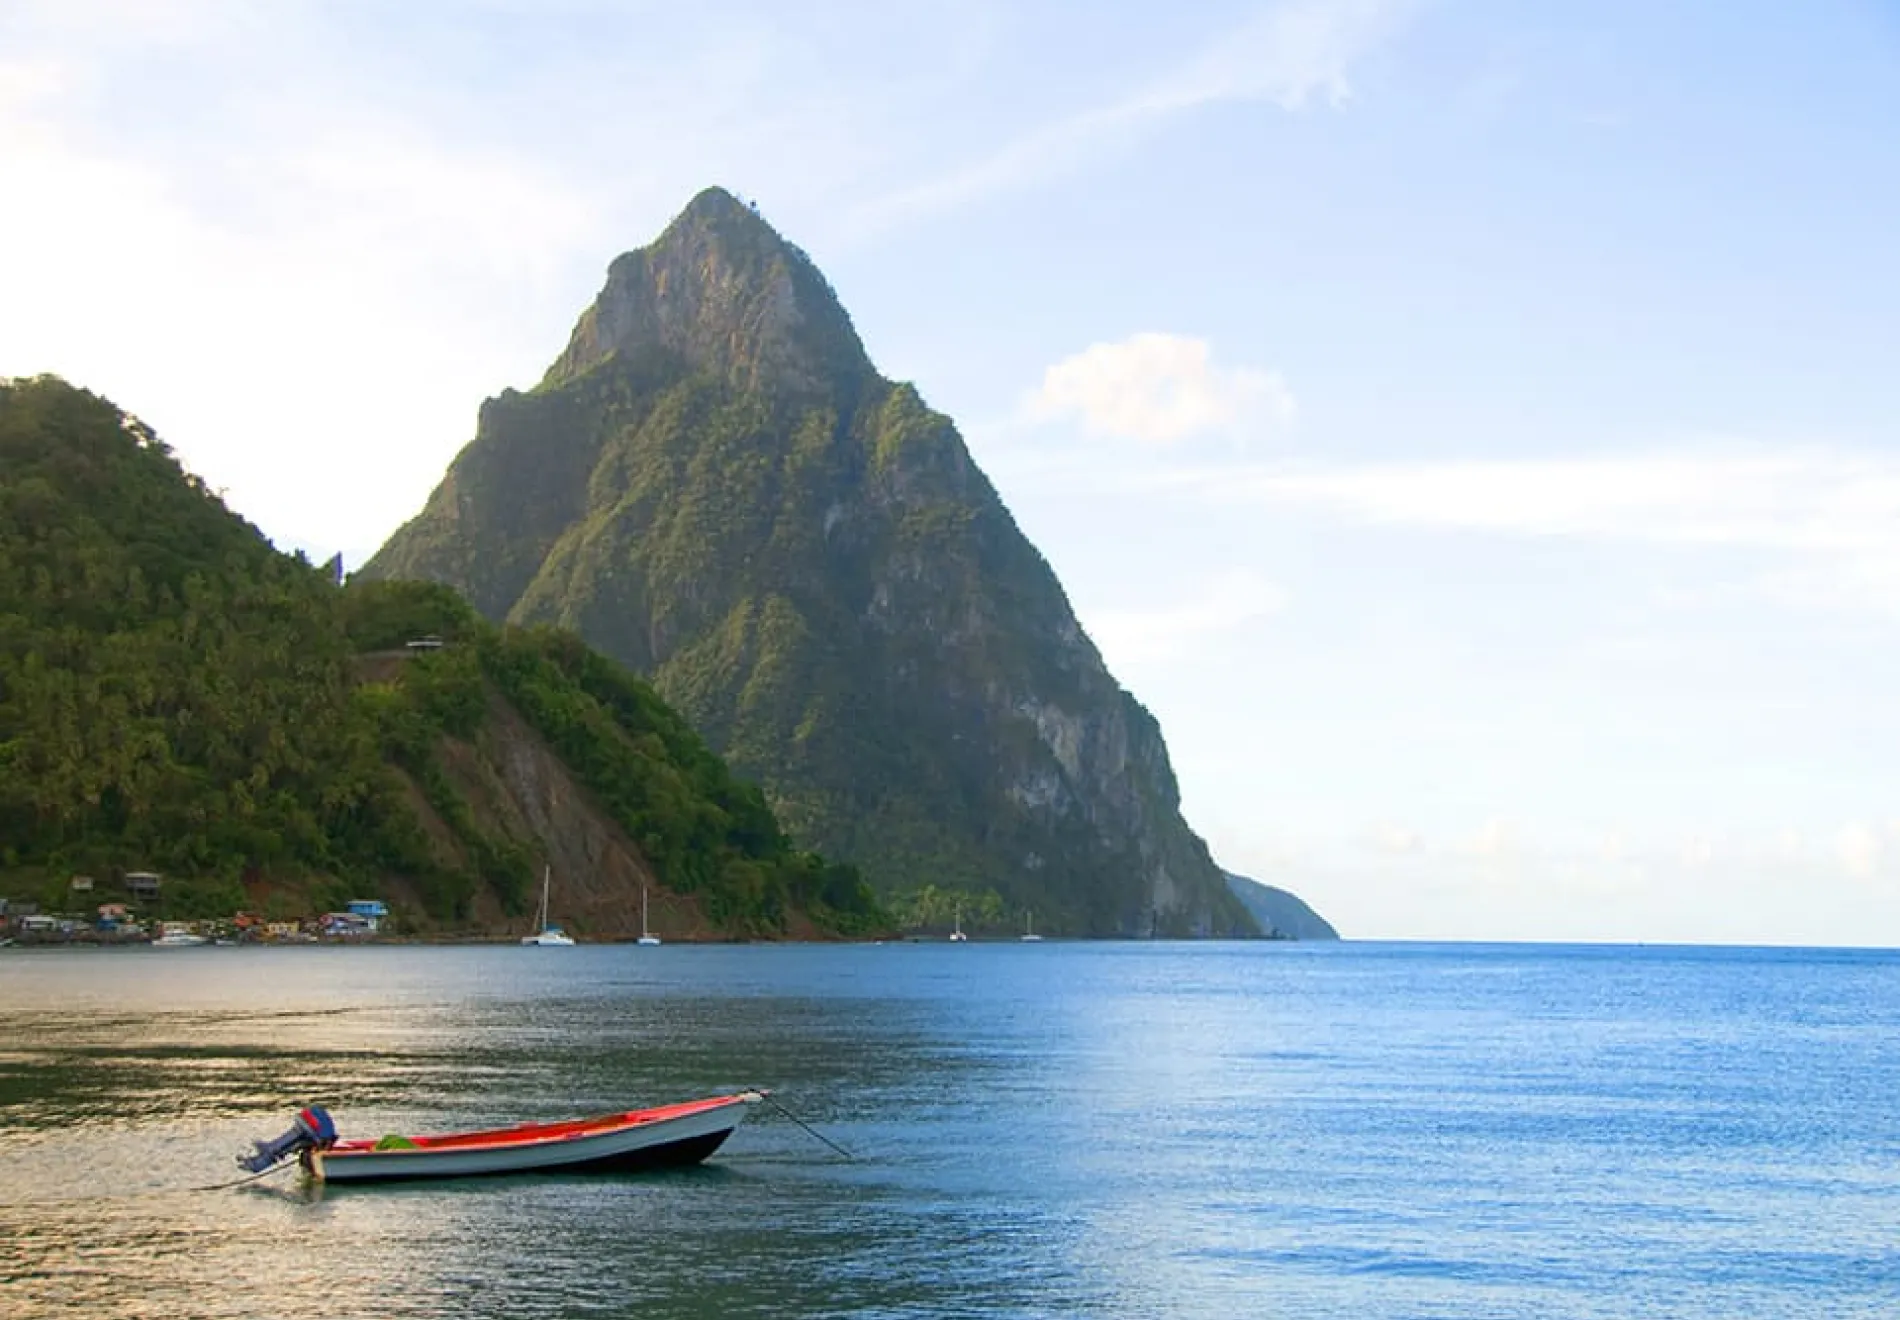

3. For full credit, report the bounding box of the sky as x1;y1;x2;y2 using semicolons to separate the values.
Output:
4;0;1898;945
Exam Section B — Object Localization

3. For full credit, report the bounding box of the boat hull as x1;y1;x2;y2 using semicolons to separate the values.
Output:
316;1093;757;1184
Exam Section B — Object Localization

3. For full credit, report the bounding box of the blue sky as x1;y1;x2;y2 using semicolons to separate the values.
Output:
4;0;1898;943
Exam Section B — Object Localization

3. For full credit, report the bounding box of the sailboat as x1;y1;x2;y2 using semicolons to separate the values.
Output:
949;903;968;942
636;886;661;946
1021;912;1042;942
520;866;576;946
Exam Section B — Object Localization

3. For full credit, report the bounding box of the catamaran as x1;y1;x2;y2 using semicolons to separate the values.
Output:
520;866;576;946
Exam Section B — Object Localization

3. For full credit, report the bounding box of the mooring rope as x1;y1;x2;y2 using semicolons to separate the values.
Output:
187;1158;300;1193
753;1090;855;1161
1;1157;299;1208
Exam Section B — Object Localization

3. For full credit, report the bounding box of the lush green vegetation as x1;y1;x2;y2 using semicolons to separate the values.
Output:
368;278;1262;935
478;624;880;933
366;192;1266;937
885;883;1012;935
0;376;422;895
0;376;883;935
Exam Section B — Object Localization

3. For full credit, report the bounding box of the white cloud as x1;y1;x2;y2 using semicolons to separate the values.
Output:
1461;817;1518;860
5;0;250;49
857;0;1414;226
1177;447;1900;613
1369;822;1425;854
1027;333;1295;445
1224;837;1311;878
1210;449;1898;549
0;4;880;563
1304;821;1900;943
1680;834;1717;868
0;58;66;113
1137;0;1413;115
0;66;603;560
1083;569;1287;666
1837;822;1884;882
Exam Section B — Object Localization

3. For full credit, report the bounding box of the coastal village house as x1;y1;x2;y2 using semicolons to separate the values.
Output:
346;899;388;932
124;871;161;900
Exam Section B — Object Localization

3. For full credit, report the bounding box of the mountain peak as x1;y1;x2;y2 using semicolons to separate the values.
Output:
367;189;1294;938
672;184;766;230
545;187;870;394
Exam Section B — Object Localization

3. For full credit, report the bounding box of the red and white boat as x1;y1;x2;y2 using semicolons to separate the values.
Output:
240;1092;763;1184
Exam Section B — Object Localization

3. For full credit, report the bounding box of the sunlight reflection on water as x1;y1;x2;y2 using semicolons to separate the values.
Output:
1;942;1897;1319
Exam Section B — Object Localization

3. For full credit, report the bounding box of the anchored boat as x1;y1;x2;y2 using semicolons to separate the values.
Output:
520;864;576;946
239;1092;763;1183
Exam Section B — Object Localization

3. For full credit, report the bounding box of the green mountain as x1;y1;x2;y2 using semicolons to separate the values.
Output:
0;375;880;938
1225;873;1341;941
364;187;1270;937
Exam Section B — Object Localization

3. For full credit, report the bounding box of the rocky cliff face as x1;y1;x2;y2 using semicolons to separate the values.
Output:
545;190;868;396
364;188;1258;936
375;668;810;942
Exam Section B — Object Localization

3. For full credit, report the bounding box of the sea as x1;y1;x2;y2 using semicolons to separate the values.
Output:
0;940;1895;1319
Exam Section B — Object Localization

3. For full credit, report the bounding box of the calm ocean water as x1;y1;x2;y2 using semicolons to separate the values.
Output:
1;940;1895;1318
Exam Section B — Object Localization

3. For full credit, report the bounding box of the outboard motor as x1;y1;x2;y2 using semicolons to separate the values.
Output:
239;1105;337;1173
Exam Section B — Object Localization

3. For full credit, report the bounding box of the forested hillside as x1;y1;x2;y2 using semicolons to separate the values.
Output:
0;376;880;936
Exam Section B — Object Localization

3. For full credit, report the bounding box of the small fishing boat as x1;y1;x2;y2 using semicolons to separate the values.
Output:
240;1092;763;1183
